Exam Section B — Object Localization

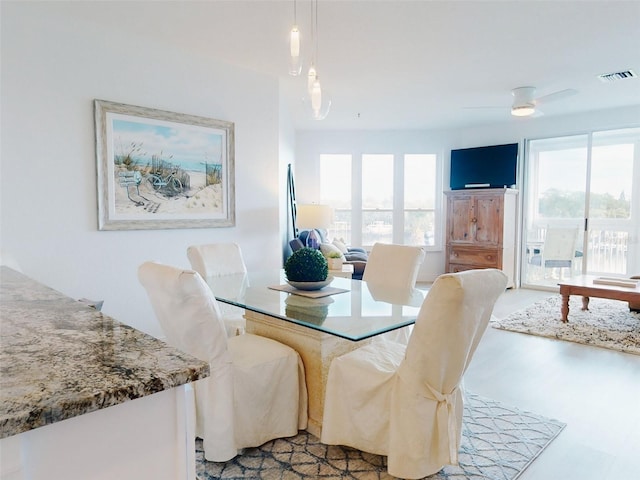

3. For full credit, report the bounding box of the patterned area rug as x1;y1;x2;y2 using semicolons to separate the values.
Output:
491;295;640;355
196;393;565;479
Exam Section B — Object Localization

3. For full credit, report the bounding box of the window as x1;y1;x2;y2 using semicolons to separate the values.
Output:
404;154;437;246
531;135;588;220
320;152;440;249
362;154;394;245
320;154;352;243
590;130;634;220
523;127;639;286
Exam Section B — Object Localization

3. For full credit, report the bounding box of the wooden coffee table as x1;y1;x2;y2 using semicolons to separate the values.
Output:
558;275;640;322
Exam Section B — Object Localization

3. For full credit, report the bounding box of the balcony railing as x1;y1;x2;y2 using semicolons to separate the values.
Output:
525;226;630;285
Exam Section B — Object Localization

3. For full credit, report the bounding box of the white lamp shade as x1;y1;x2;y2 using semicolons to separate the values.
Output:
297;204;334;230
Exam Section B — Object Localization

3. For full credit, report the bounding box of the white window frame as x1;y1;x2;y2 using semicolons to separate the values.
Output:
320;151;443;251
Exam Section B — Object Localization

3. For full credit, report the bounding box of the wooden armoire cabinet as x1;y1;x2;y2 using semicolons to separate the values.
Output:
444;188;518;288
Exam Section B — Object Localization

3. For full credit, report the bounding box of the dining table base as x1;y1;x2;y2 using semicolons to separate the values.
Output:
244;310;371;438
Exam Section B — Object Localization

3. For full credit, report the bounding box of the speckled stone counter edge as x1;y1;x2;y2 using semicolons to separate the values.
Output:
0;266;209;438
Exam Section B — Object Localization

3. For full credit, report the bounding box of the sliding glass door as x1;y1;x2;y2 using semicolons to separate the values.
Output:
522;127;640;288
587;129;638;275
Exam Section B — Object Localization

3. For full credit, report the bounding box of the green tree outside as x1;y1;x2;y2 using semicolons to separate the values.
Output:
539;189;630;218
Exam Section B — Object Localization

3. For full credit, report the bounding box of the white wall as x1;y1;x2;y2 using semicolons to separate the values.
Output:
278;82;297;264
0;2;286;337
296;105;640;282
2;3;638;336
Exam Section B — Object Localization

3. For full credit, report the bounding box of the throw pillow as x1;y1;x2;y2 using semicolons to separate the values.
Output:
344;251;368;262
320;243;346;261
332;238;349;254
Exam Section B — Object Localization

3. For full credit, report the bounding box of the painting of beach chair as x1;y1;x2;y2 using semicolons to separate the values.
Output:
118;170;144;206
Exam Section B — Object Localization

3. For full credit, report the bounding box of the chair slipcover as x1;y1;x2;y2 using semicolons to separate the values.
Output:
367;282;425;308
363;242;426;289
187;243;248;278
363;243;426;343
321;269;507;479
542;227;580;279
138;262;307;462
187;243;248;336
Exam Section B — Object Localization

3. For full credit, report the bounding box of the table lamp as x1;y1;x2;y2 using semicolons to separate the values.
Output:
296;204;334;249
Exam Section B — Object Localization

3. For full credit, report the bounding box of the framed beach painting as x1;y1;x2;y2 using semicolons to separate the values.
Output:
94;99;235;230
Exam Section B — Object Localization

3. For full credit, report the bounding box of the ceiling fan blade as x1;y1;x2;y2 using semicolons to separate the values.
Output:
464;86;577;113
462;106;509;110
535;88;578;105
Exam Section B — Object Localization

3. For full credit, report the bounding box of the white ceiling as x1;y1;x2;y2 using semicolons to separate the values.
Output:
65;0;640;131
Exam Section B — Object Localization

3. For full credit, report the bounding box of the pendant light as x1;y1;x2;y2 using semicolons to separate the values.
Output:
288;0;302;76
307;0;318;94
307;0;331;120
311;78;322;112
310;76;331;120
307;64;317;95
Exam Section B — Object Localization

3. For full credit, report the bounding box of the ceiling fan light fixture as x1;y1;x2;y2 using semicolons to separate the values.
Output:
511;86;536;116
511;104;535;117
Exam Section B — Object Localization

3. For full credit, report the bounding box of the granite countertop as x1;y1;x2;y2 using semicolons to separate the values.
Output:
0;266;210;439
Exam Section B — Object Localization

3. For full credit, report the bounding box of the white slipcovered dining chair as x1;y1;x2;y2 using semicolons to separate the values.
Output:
321;269;507;479
367;282;425;308
187;243;248;337
187;243;248;278
542;227;580;279
138;261;307;462
363;242;426;289
363;242;426;343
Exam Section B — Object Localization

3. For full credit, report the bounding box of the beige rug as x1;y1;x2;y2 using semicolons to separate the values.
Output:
491;295;640;355
196;393;565;479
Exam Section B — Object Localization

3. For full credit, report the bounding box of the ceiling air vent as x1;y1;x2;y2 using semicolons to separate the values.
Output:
597;70;637;83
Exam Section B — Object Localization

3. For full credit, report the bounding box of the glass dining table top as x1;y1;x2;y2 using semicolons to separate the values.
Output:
207;270;426;342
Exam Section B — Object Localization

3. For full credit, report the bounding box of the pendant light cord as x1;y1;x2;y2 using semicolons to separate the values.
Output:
309;0;320;74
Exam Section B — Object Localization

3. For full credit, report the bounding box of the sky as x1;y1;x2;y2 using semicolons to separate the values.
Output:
537;144;633;198
110;114;225;172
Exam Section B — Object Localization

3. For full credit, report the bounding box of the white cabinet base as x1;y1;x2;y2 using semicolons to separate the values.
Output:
1;385;195;480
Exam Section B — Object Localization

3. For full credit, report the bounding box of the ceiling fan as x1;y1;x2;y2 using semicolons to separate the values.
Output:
466;86;578;117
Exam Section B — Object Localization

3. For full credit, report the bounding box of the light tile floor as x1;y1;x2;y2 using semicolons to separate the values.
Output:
464;287;640;480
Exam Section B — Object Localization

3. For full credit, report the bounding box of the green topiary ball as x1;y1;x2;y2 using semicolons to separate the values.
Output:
284;247;329;282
